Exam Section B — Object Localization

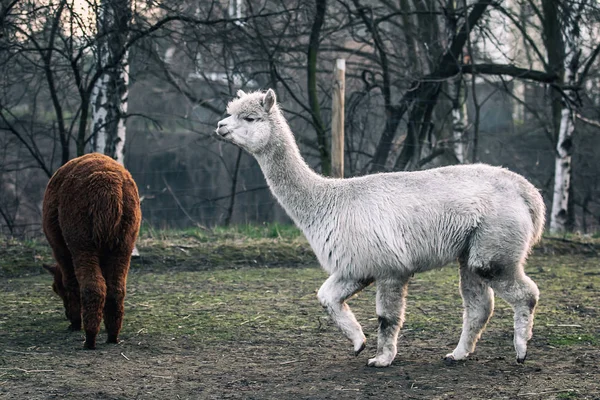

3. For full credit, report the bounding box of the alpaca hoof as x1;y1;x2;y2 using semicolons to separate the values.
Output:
83;341;96;350
106;336;120;344
354;341;366;356
443;354;457;365
84;332;97;349
444;349;470;363
367;356;393;368
67;323;81;332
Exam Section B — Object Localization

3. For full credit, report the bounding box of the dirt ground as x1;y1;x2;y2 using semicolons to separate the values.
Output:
1;239;600;399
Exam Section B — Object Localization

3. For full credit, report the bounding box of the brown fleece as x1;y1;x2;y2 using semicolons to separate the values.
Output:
42;153;141;349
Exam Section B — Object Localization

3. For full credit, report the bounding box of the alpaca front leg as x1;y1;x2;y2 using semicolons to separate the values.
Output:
62;273;82;331
317;274;371;355
368;277;409;367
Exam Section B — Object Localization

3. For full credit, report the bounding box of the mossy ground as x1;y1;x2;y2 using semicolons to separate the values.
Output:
1;228;599;399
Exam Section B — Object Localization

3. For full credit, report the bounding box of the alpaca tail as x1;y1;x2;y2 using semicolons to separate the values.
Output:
89;171;124;248
519;182;546;245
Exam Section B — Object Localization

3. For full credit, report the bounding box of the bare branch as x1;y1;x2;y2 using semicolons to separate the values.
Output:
576;113;600;129
460;63;558;83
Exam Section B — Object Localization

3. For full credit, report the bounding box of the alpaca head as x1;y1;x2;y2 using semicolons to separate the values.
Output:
216;89;278;154
43;263;70;319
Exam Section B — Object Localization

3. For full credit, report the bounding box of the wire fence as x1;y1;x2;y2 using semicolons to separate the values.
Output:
1;97;600;238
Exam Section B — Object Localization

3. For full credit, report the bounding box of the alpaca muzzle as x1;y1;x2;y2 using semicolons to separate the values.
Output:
216;121;231;137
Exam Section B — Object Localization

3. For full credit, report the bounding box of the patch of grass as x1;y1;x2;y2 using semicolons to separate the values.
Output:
0;236;53;277
535;235;600;256
133;223;313;273
139;222;304;242
0;224;313;277
0;267;331;347
4;253;599;351
133;236;315;273
557;391;580;399
211;222;303;240
547;334;598;347
123;267;330;341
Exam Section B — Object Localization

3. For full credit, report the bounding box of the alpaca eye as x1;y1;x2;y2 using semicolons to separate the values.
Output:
243;117;255;122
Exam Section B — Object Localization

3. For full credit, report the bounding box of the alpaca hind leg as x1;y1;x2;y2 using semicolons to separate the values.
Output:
317;274;371;355
45;224;81;330
74;253;106;350
101;254;131;344
368;277;409;367
490;271;539;363
446;263;494;361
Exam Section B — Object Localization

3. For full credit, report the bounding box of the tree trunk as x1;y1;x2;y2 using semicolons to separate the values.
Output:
549;7;580;234
90;0;131;165
449;77;468;163
445;0;467;164
330;59;345;178
549;88;576;233
541;0;565;145
307;0;330;175
512;81;525;123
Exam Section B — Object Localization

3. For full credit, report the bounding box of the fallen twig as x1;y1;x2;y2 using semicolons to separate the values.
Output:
121;352;130;361
518;389;577;397
417;306;429;316
5;349;52;355
173;246;189;254
334;387;360;391
279;359;301;365
150;375;173;379
0;368;53;373
240;314;262;325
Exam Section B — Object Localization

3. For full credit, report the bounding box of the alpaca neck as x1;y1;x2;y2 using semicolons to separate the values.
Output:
254;117;326;224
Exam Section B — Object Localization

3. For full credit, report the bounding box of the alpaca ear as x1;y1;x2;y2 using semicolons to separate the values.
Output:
263;89;276;112
43;263;57;275
236;89;246;98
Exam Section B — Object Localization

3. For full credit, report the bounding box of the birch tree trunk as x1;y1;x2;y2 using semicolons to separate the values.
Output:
445;0;467;164
511;81;525;123
549;8;580;234
90;0;131;165
449;77;468;163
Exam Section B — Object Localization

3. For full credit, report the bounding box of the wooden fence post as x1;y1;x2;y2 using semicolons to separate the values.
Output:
331;58;345;178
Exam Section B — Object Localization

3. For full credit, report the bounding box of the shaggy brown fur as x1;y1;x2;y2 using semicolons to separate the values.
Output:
42;153;141;349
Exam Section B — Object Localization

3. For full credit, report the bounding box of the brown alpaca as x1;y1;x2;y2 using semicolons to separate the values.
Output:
42;153;141;349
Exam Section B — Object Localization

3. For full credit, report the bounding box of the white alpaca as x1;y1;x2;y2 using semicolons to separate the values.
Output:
216;89;545;367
